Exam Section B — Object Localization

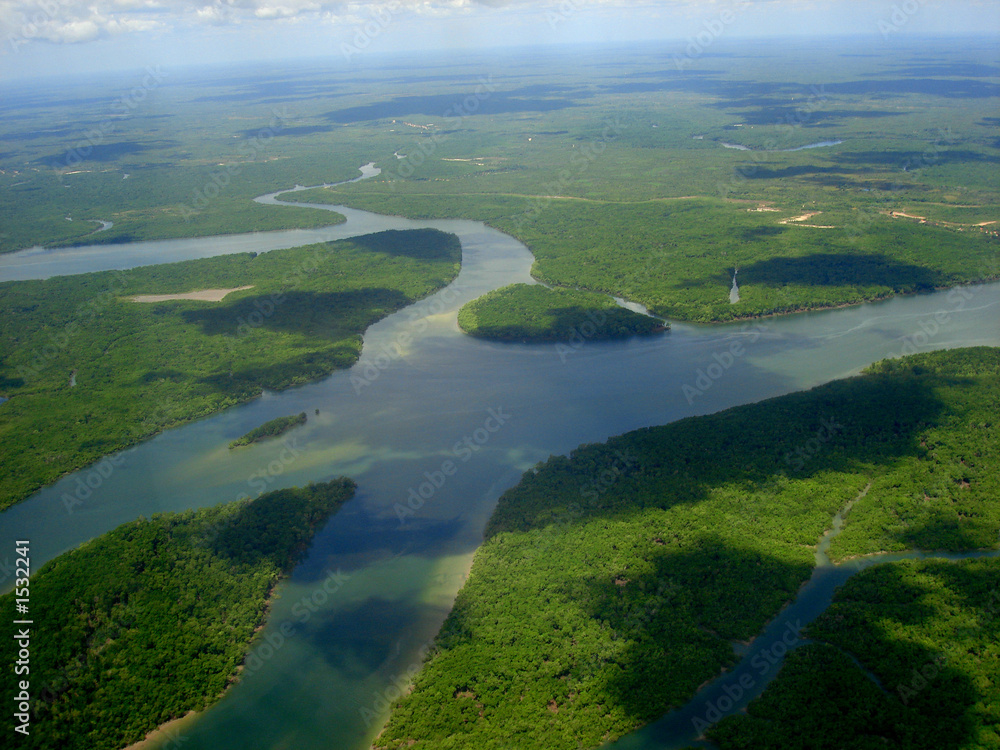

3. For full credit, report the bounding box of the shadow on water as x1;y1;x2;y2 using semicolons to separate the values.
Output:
292;512;468;586
305;598;432;680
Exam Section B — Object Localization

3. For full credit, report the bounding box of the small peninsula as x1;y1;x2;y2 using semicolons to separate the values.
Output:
0;479;355;750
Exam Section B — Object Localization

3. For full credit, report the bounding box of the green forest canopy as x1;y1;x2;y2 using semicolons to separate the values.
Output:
709;557;1000;750
457;283;665;342
304;189;1000;324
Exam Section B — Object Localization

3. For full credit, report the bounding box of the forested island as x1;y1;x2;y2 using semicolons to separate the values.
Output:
0;478;354;750
371;347;1000;749
0;228;461;510
230;412;307;448
456;283;665;342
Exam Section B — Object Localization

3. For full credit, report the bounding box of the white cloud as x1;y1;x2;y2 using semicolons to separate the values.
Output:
1;0;997;49
1;0;164;46
193;3;228;22
51;18;101;41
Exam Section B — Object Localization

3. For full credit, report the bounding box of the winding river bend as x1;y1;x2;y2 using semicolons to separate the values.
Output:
1;168;999;749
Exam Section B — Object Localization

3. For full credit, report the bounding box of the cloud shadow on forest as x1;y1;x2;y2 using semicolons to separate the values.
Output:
737;253;942;290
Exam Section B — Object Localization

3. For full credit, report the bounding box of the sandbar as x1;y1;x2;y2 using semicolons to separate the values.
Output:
130;286;254;303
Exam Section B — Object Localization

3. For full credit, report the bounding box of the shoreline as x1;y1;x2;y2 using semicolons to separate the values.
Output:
118;505;336;750
299;190;998;328
116;578;288;750
4;177;997;512
7;262;997;514
2;207;348;258
659;276;1000;327
523;276;1000;329
0;290;446;515
602;544;1000;750
121;711;202;750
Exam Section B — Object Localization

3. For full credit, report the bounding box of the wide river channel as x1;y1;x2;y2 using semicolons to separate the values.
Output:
1;168;999;749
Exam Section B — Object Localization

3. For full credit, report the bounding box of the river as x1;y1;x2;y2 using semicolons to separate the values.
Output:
1;169;999;750
719;140;844;152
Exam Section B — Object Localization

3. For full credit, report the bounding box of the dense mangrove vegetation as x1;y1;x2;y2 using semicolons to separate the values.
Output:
0;228;461;510
271;42;1000;327
230;412;307;448
511;201;1000;323
456;283;664;342
371;347;1000;750
292;190;999;324
2;41;998;750
709;557;1000;749
0;478;354;750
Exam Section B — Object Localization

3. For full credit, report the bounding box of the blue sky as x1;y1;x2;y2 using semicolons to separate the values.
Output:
2;0;998;80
